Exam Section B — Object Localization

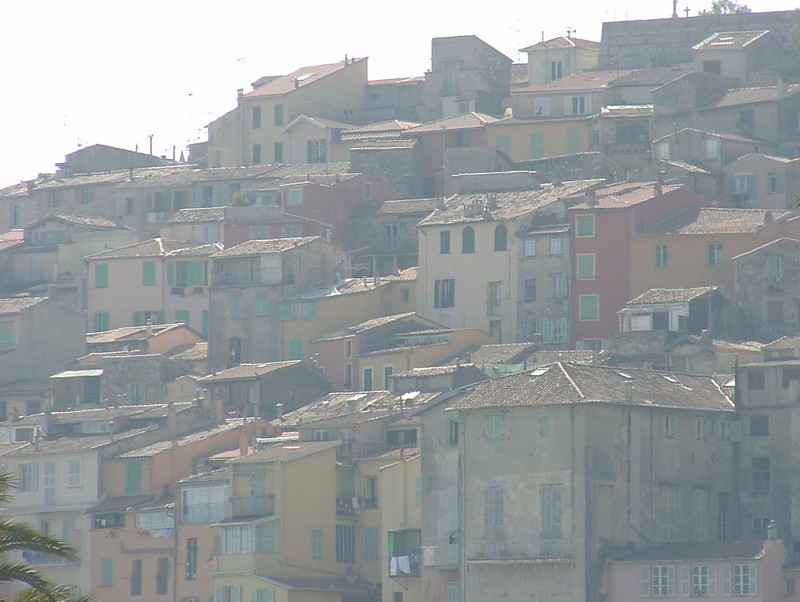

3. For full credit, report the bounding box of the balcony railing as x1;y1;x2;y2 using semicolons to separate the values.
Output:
422;543;458;568
467;538;571;562
183;502;227;524
232;495;274;517
389;551;421;577
336;496;360;516
22;551;71;565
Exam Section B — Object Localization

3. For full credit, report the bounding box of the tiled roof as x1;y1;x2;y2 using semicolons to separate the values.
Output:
36;165;194;189
349;139;418;151
638;207;788;235
367;76;424;86
167;208;225;224
273;390;441;430
0;379;51;394
229;440;336;464
314;312;421;342
283;115;356;132
277;173;361;186
4;429;152;455
86;238;192;259
521;36;600;51
652;127;764;145
514;70;633;94
659;160;712;175
527;350;600;365
606;65;692;87
466;343;538;365
351;199;438;217
570;183;683;210
86;495;153;514
177;466;230;485
198;361;301;383
404;112;499;134
393;364;473;378
166;243;223;257
446;363;733;412
113;420;246;458
168;342;208;362
627;287;718;305
0;297;45;315
340;120;421;141
692;31;770;51
703;84;800;109
210;236;319;257
87;323;185;343
244;59;365;98
42;214;124;229
418;179;603;226
613;541;765;562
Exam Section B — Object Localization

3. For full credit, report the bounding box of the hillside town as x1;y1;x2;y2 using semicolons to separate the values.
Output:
5;5;800;602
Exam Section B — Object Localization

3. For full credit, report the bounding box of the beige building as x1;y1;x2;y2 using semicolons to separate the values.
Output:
520;36;600;86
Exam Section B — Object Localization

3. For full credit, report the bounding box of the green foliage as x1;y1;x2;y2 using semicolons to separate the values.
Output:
700;0;751;14
230;190;255;206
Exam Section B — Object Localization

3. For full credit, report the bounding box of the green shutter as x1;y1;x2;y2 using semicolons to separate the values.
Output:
0;322;12;351
279;303;291;320
189;260;204;286
153;311;165;324
175;310;189;324
95;264;108;288
143;261;156;286
567;129;581;154
167;262;175;286
94;312;110;332
542;317;551;343
133;312;144;326
307;303;317;320
126;463;142;493
531;133;545;159
202;310;209;337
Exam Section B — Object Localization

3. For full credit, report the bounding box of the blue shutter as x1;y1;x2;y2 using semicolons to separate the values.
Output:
542;317;551;343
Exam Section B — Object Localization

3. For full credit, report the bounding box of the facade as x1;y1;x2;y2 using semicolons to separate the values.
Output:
691;30;788;85
485;115;596;162
520;36;600;86
417;179;603;344
723;153;800;210
418;362;737;602
207;236;348;372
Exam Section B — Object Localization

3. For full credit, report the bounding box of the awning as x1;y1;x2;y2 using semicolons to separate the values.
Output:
50;369;103;379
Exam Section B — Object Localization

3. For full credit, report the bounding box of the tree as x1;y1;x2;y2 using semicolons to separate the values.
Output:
0;473;91;602
700;0;751;14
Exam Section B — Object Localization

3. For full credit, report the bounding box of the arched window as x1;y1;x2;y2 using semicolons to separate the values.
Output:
462;226;475;254
494;225;508;251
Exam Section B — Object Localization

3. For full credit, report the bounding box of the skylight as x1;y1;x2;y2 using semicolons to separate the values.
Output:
616;371;633;380
530;367;550;376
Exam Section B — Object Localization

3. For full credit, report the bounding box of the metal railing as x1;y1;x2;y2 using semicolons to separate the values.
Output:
232;495;274;517
467;538;571;561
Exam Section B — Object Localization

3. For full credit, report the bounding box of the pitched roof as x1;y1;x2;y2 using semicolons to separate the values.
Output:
313;312;425;342
404;112;499;134
350;198;438;217
613;541;766;562
167;207;225;224
198;361;302;383
211;236;319;257
570;182;683;211
637;207;788;235
28;214;125;230
282;115;357;133
627;287;718;305
340;120;421;141
228;440;336;464
521;36;600;52
86;323;187;343
113;420;248;458
692;31;770;51
0;297;46;315
418;179;603;226
244;59;366;99
86;238;192;259
166;243;223;258
514;69;633;94
702;84;800;109
446;363;733;412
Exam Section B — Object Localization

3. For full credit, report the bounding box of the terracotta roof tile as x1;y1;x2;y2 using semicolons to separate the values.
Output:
87;238;192;259
638;207;788;235
692;31;770;51
244;59;365;99
404;112;499;134
198;361;301;383
627;287;718;305
570;183;683;210
0;297;46;315
167;208;225;224
229;440;335;463
351;199;438;217
211;236;318;257
704;84;800;109
514;70;633;94
521;36;600;52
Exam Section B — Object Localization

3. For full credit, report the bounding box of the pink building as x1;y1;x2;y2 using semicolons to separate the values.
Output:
569;182;706;348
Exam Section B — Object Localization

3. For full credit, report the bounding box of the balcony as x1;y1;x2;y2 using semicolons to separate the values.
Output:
22;551;71;565
182;502;227;524
467;538;571;562
232;495;274;518
336;496;360;516
422;543;459;568
389;551;421;577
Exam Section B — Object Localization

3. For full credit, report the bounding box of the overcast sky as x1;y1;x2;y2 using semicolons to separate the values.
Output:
1;0;796;188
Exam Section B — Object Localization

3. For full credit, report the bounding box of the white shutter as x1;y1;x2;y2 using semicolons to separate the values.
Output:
667;565;676;597
641;565;651;597
722;565;731;595
750;564;757;594
681;566;690;597
708;566;717;596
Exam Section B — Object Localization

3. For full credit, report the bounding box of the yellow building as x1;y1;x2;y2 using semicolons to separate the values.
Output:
485;116;595;162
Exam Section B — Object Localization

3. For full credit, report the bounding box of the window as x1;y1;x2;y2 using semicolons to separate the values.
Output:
660;485;677;542
363;182;372;200
254;290;269;317
447;581;459;602
126;463;142;494
363;367;373;391
335;524;355;563
732;564;757;595
364;476;378;509
311;528;323;560
538;415;553;437
692;488;709;542
750;415;769;436
182;485;228;523
571;95;587;115
738;109;755;135
768;254;782;282
576;254;596;279
689;565;717;596
142;261;156;286
44;462;55;505
551;273;567;298
494;225;507;251
273;142;283;162
448;420;459;445
216;586;242;602
401;287;410;302
220;524;255;554
252;144;262;165
131;559;142;596
752;516;770;536
524;239;536;257
273;104;284;126
487;282;501;316
661;415;677;439
253;589;275;602
185;538;197;579
483;486;505;545
705;137;721;160
657;141;670;160
93;312;110;332
175;310;189;324
462;226;475;253
708;243;723;267
440;231;451;254
769;172;784;193
747;370;765;390
524;279;536;302
576;215;595;237
540;484;562;554
383;365;393;388
752;457;770;494
66;459;81;489
95;264;109;288
485;415;504;440
364;527;379;561
307;139;328;163
17;463;38;492
434;278;455;308
655;244;667;268
288;339;302;360
252;106;261;128
156;557;169;595
227;292;243;318
550;60;562;80
101;557;113;587
787;577;796;596
579;295;599;321
81;189;90;204
288;188;302;205
549;236;562;255
646;565;675;597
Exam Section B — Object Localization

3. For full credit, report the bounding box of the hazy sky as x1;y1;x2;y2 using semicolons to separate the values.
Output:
1;0;797;188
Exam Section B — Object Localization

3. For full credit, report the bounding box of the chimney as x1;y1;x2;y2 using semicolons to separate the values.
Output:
294;78;299;89
700;329;710;343
239;426;249;457
275;403;284;419
585;189;598;205
654;170;665;196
